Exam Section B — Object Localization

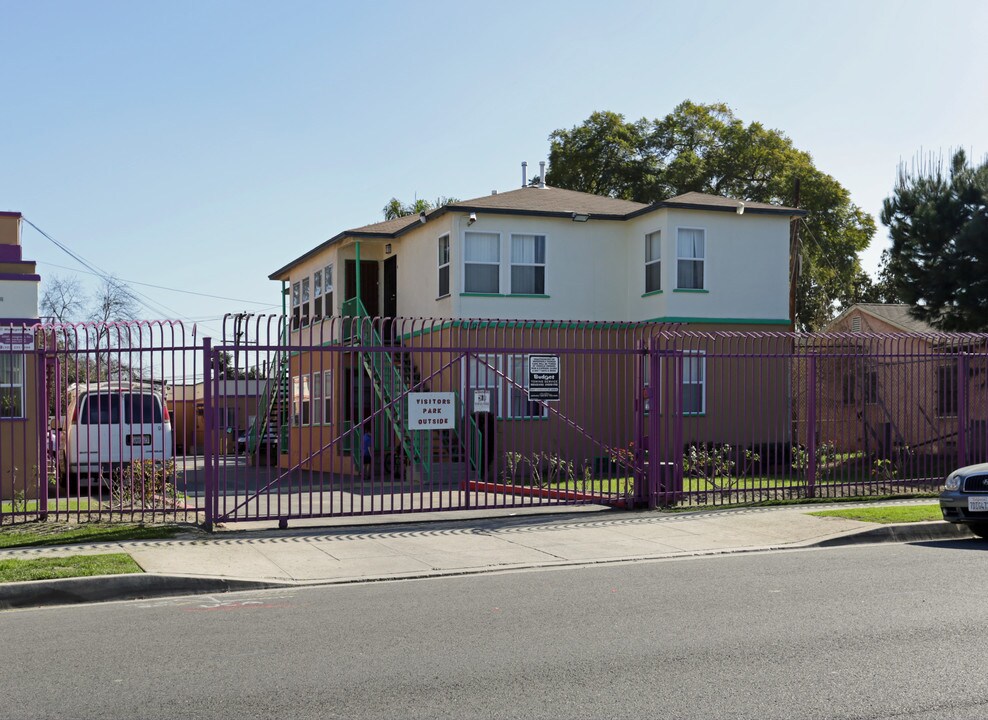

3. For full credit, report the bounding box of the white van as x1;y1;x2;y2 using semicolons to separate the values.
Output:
59;383;173;490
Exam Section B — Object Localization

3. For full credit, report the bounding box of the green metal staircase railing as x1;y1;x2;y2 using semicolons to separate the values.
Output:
342;298;482;478
343;298;430;477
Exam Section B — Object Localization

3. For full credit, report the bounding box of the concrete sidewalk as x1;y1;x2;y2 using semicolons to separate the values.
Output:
0;500;976;609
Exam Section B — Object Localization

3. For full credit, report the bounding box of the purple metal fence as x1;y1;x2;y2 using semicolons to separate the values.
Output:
650;330;988;506
1;320;981;527
0;321;203;526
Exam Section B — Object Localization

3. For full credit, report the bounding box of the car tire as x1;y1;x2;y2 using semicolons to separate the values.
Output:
966;522;988;538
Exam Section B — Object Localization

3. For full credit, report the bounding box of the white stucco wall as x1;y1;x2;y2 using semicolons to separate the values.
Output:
276;202;792;328
625;208;790;323
0;280;39;319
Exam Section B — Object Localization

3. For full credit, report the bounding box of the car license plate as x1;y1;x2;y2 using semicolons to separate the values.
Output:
127;434;151;446
969;497;988;512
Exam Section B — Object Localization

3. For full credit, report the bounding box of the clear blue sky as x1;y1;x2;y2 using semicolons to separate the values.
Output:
3;0;986;339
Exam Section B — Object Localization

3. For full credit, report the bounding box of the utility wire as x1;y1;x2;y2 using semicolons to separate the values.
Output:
23;219;283;338
38;259;277;306
24;218;193;321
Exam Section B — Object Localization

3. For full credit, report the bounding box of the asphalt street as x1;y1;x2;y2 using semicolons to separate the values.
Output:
2;539;988;719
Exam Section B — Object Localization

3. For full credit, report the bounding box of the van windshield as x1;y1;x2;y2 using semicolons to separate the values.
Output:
123;393;163;424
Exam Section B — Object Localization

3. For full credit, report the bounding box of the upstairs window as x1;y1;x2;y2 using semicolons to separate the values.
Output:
677;228;705;290
324;264;334;317
291;282;301;330
510;234;546;295
438;234;450;297
464;232;500;293
301;278;311;325
645;231;661;293
313;270;323;320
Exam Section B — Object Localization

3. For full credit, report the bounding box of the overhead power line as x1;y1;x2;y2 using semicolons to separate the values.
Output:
38;259;276;306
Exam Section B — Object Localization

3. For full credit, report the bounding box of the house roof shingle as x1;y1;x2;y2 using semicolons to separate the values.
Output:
829;303;934;333
269;186;805;280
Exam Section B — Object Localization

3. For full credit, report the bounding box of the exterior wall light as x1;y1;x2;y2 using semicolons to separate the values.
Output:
571;213;590;222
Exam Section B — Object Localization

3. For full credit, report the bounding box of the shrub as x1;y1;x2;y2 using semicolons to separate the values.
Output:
110;460;181;509
683;443;760;490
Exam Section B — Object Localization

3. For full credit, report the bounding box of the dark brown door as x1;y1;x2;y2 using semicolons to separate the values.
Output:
383;256;397;342
344;259;380;317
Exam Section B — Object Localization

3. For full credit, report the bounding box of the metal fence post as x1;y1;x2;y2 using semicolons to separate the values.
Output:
203;336;214;531
806;355;817;499
464;351;471;510
645;339;660;509
36;351;51;520
958;354;969;468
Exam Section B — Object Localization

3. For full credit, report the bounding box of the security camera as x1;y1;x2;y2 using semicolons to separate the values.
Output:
419;211;427;223
467;212;477;226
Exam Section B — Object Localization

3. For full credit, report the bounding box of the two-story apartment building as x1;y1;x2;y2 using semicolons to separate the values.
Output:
268;183;803;478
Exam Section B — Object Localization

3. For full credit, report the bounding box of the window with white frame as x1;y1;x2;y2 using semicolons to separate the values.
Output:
0;354;24;418
323;370;333;424
510;234;545;295
677;228;705;290
438;234;450;297
683;351;705;415
292;374;311;426
645;231;661;293
507;354;547;419
301;277;311;325
937;364;958;417
323;264;334;317
313;270;323;320
291;282;301;330
311;371;322;425
467;354;499;415
463;354;547;419
464;232;500;293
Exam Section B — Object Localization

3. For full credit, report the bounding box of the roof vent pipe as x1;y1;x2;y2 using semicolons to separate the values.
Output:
539;162;546;188
521;161;527;188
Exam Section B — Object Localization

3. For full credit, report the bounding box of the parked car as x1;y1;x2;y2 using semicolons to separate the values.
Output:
236;428;280;456
59;383;172;491
939;462;988;537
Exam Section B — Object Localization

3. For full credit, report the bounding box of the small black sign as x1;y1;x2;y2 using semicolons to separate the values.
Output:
528;354;560;401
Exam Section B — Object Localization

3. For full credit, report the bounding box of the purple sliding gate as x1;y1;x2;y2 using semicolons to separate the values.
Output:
202;315;666;527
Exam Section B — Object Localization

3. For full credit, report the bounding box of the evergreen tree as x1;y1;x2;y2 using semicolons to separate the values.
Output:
882;149;988;331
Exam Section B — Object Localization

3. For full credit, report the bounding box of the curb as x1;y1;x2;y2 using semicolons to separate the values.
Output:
0;574;293;611
1;520;981;611
815;521;977;547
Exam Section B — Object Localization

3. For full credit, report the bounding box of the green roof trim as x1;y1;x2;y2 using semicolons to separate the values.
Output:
645;316;790;325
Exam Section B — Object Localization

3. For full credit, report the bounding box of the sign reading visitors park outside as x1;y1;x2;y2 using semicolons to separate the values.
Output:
407;392;456;430
527;354;560;401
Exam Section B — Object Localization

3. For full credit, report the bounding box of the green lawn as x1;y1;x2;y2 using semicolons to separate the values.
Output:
0;553;142;583
1;498;99;513
807;504;942;524
0;522;188;549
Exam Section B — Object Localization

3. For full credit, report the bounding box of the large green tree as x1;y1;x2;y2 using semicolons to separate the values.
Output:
881;149;988;331
546;102;876;330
